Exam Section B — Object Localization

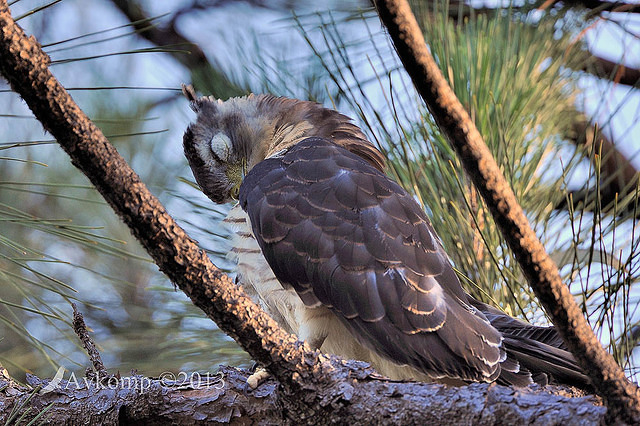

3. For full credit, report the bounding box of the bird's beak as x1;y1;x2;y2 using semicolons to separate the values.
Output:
241;158;248;179
227;159;247;201
230;183;240;200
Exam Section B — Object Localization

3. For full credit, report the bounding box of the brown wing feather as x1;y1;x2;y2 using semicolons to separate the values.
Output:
240;137;507;383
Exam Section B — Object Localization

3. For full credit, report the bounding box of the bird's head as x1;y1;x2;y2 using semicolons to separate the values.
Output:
182;85;385;204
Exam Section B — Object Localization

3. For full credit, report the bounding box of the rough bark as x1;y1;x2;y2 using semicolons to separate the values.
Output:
0;366;605;425
373;0;640;423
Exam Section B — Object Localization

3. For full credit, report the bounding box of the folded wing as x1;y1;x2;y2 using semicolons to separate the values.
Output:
240;137;511;383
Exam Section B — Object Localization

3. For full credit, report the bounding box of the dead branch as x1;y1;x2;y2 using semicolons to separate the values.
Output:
71;303;109;379
0;0;335;420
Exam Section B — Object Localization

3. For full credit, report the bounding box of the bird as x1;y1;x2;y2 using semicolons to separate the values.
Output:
181;84;590;388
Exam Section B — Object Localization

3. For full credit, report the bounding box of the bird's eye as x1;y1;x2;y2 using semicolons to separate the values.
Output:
209;133;232;162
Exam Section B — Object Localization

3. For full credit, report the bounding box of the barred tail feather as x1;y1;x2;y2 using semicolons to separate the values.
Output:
472;300;592;389
501;336;591;388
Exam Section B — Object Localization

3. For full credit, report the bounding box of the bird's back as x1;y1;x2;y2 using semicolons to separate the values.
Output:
239;137;590;388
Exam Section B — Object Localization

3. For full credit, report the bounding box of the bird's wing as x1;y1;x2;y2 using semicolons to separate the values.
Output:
471;300;591;387
239;137;506;382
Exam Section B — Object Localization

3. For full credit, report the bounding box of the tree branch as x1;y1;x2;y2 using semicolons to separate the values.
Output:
0;0;292;380
0;367;605;424
0;0;340;419
373;0;640;423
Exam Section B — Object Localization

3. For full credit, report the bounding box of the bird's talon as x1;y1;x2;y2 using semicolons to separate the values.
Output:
246;367;270;389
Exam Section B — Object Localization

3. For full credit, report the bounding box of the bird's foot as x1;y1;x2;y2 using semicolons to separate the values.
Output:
246;367;270;389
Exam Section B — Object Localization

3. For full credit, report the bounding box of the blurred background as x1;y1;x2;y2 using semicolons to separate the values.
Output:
1;0;639;383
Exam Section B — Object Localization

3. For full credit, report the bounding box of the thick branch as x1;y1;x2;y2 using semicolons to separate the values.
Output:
0;367;605;424
1;367;282;424
373;0;640;423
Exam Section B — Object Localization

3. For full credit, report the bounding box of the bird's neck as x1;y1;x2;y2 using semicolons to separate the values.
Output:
264;120;315;159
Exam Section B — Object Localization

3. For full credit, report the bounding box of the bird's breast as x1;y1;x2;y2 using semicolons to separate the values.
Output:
225;204;306;334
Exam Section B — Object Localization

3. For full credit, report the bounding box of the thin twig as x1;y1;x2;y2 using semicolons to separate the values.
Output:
71;303;108;379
